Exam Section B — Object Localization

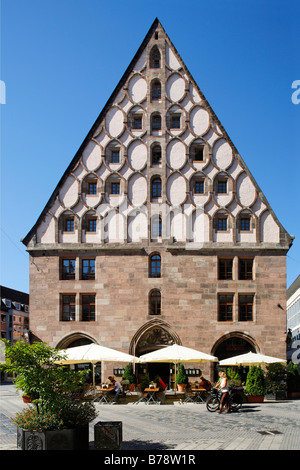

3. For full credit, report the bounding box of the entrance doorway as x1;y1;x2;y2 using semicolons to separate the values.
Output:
147;363;170;389
213;335;256;382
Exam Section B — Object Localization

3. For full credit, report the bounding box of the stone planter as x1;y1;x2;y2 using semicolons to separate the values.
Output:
246;395;264;403
94;421;122;450
17;424;89;450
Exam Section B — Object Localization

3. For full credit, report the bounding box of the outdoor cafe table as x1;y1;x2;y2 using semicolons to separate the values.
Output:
96;386;115;404
144;387;160;404
191;388;207;403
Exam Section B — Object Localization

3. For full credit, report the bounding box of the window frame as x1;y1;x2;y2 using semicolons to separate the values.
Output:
149;290;161;315
64;217;74;232
238;294;254;321
239;258;253;280
218;294;233;321
81;258;96;280
151;177;162;199
81;294;96;322
218;258;233;280
110;181;120;195
61;294;76;321
151;215;162;238
149;253;161;278
61;258;76;280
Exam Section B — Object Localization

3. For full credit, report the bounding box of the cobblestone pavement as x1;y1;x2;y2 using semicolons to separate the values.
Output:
1;383;300;451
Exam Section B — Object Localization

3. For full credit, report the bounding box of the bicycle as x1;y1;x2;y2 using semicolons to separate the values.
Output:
206;387;243;412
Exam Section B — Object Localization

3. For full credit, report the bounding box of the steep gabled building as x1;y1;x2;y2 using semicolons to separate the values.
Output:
22;19;293;383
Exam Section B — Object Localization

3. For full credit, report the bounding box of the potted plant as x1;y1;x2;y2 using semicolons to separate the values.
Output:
245;365;266;402
176;364;188;392
265;363;287;400
123;364;137;391
287;362;300;399
0;341;98;450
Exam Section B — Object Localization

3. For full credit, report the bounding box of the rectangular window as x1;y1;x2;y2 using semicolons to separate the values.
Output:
217;217;227;231
132;115;142;129
88;182;97;195
87;218;97;232
240;217;250;231
239;295;254;321
81;295;95;321
62;259;76;280
217;180;227;194
110;150;120;163
111;182;120;194
61;295;76;321
218;294;233;321
218;259;233;280
194;180;204;194
64;218;74;232
239;259;253;280
170;114;181;129
82;259;95;280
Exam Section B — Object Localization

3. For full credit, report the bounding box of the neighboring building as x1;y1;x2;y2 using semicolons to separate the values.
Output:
22;19;293;383
287;275;300;367
0;286;30;343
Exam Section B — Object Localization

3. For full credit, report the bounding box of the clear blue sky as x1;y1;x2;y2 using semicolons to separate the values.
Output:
1;0;299;294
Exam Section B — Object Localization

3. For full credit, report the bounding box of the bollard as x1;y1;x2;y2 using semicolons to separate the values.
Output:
94;421;122;450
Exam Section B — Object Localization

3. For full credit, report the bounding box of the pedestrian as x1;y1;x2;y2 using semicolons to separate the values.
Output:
216;371;230;413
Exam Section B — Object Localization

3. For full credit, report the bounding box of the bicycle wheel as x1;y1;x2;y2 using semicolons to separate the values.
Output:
230;394;243;411
206;395;220;412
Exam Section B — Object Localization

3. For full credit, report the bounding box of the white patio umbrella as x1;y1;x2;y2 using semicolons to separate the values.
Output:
219;351;286;367
56;343;137;386
138;344;218;392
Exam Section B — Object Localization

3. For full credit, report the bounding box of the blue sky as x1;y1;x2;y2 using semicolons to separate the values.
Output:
1;0;299;294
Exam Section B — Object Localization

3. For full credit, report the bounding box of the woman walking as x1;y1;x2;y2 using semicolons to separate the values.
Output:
216;371;230;413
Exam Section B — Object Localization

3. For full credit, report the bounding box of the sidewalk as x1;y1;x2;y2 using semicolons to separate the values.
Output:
1;383;300;451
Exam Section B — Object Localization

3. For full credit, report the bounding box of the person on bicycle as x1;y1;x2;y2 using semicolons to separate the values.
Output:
216;371;230;413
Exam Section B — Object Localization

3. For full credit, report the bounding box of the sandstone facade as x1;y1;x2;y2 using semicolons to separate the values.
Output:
23;19;292;382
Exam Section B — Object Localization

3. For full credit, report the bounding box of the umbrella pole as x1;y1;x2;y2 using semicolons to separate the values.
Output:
92;363;95;387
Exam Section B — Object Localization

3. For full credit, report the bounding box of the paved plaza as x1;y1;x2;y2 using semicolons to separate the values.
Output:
1;383;299;451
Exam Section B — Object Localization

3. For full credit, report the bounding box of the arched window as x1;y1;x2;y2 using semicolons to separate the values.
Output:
151;144;162;165
151;113;161;131
151;80;161;101
150;46;161;68
151;177;162;199
151;215;162;238
149;290;161;315
149;254;161;278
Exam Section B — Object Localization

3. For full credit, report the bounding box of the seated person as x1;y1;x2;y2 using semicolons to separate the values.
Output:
105;375;114;386
110;379;121;395
199;375;212;391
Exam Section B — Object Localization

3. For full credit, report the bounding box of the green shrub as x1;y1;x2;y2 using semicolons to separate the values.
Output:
176;364;188;385
245;365;266;396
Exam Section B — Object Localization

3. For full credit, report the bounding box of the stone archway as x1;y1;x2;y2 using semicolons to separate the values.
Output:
130;319;182;388
55;332;98;349
211;331;260;381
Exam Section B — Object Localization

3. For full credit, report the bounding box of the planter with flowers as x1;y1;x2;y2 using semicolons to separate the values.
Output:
0;341;98;450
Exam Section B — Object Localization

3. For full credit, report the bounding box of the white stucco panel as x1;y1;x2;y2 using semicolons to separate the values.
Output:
128;174;147;207
190;106;210;136
128;140;147;170
106;107;124;137
213;139;233;170
260;211;280;243
167;139;186;169
167;173;186;205
128;211;148;242
37;214;55;243
165;43;181;70
166;73;185;102
59;175;78;208
128;75;147;103
82;141;102;171
236;172;256;207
